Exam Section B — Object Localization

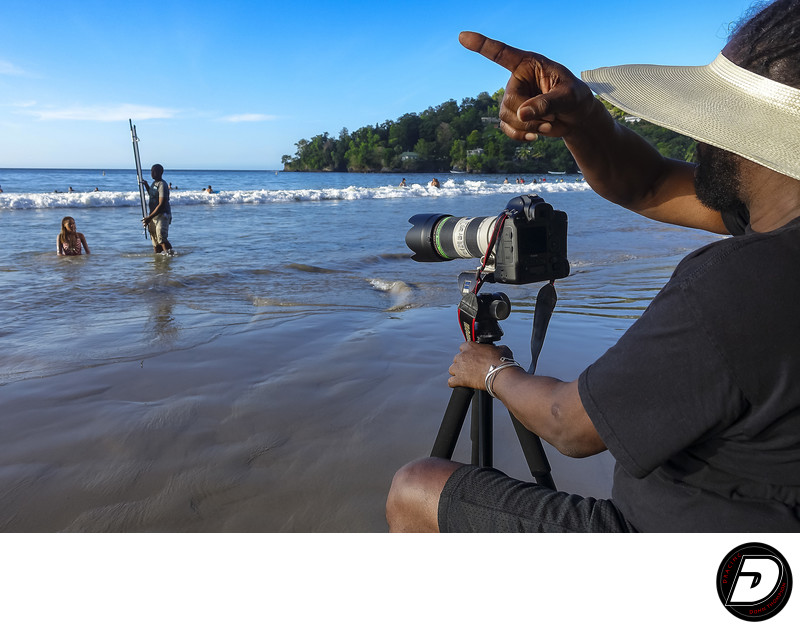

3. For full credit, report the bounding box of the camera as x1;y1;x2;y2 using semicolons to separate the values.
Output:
405;194;569;284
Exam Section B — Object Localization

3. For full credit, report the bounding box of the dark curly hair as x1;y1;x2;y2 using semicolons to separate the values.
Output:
728;0;800;87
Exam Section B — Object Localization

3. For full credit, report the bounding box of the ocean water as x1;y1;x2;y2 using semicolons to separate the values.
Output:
0;168;723;385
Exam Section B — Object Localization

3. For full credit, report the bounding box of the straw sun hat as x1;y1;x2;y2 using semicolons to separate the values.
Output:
581;53;800;181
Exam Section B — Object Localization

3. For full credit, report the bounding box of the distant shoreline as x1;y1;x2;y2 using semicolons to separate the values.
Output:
281;167;581;175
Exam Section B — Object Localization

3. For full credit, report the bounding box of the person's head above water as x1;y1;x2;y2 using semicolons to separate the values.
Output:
61;216;76;233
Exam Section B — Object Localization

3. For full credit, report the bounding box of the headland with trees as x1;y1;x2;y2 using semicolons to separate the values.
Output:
281;89;696;174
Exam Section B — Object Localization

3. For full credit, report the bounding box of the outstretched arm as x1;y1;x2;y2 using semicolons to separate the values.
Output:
459;32;727;234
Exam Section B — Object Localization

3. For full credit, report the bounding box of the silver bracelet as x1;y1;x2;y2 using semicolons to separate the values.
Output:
484;357;524;398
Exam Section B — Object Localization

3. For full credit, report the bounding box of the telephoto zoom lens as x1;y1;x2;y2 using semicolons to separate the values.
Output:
405;214;499;262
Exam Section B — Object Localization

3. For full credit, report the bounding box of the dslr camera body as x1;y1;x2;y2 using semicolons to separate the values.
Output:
405;194;569;285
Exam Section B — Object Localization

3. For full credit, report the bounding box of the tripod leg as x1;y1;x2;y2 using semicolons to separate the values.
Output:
510;413;556;490
431;387;474;459
472;390;493;467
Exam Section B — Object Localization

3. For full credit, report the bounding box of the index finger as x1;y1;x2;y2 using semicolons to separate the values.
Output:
458;31;531;73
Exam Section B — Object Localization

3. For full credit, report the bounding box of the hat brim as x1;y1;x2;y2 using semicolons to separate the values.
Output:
581;54;800;181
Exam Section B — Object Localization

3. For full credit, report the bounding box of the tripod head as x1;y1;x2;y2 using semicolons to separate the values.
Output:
457;270;511;343
458;291;510;344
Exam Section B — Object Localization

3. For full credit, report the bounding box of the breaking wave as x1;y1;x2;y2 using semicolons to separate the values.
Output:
0;179;590;211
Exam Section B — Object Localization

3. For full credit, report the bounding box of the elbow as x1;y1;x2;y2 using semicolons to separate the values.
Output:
547;401;605;458
546;403;582;457
555;437;604;459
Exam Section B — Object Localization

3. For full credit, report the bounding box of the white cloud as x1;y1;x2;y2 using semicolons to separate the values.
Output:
0;60;25;76
22;104;178;122
220;113;278;123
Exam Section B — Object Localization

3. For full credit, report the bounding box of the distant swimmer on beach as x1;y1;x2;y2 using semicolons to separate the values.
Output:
57;216;90;256
142;164;173;254
400;178;407;187
388;1;800;534
205;185;214;194
429;177;440;188
68;187;74;193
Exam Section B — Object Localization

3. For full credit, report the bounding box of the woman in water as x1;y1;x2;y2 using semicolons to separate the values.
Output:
57;216;90;256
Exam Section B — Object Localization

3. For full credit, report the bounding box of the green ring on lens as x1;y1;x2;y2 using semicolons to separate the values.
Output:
433;216;455;260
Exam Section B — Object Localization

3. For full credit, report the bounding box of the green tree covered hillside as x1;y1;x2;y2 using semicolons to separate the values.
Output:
281;90;696;174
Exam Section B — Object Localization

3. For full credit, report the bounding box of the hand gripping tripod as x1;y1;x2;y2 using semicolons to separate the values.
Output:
430;281;558;490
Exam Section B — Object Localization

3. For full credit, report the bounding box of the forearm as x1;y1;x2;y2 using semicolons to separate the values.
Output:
564;99;727;233
490;368;606;458
449;341;603;455
147;202;164;219
564;100;664;207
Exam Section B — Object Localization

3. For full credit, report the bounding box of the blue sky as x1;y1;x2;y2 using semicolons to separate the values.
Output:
0;0;757;170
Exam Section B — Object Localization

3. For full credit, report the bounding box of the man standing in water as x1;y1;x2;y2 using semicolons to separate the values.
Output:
142;163;173;254
387;0;800;532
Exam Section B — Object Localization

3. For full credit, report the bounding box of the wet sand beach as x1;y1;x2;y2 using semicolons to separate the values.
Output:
0;306;615;532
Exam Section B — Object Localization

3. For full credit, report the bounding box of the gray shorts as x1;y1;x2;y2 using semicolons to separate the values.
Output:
148;213;171;246
438;465;637;533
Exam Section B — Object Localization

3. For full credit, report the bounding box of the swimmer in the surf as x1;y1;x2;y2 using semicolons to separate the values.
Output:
57;216;91;256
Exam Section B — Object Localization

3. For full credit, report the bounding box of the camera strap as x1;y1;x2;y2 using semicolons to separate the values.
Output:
472;212;509;293
529;281;557;375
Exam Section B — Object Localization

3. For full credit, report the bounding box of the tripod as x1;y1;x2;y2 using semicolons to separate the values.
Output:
430;282;558;490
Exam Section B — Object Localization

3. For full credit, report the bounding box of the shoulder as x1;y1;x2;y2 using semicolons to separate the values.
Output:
676;219;800;283
666;220;800;333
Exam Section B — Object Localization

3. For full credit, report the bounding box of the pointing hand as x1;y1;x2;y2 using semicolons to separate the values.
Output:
458;31;595;142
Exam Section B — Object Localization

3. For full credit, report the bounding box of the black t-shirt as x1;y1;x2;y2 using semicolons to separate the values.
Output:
578;216;800;532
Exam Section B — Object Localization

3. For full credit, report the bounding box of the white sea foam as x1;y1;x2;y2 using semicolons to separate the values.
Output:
368;278;414;310
0;180;590;211
368;278;412;294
